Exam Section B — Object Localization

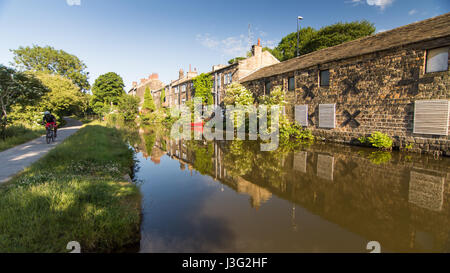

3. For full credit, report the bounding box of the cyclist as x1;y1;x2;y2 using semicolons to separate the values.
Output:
43;111;57;138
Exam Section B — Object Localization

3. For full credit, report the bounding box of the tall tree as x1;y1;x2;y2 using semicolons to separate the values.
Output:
34;72;84;118
193;73;213;104
90;72;125;115
269;21;375;61
118;94;140;121
0;65;49;138
160;88;166;106
11;45;90;91
142;87;155;112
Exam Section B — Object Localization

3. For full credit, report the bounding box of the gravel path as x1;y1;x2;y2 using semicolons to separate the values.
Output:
0;117;83;183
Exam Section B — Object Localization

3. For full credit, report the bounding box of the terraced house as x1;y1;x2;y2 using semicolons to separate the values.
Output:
241;13;450;155
128;73;165;109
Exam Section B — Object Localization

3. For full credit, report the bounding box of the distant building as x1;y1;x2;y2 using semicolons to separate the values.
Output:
211;39;280;106
128;73;164;109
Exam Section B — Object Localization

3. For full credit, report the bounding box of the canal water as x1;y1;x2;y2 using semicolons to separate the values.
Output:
124;125;450;253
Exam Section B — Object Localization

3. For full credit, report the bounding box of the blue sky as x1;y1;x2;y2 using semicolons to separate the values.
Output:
0;0;448;90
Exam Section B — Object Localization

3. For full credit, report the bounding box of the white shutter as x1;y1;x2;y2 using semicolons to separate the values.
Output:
317;154;334;181
319;104;335;128
295;105;308;126
413;100;449;135
293;151;307;173
409;171;445;212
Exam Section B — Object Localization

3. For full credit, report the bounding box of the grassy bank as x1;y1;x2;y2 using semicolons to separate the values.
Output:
0;122;141;253
0;125;45;152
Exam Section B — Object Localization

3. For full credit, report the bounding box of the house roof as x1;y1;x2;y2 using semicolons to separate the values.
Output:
241;13;450;83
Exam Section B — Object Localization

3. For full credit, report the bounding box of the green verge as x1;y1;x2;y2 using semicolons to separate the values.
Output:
0;125;46;152
0;121;141;253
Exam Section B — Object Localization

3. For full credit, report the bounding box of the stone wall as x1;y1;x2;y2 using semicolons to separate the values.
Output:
243;37;450;155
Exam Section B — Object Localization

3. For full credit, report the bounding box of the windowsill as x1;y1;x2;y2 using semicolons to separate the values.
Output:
423;70;448;77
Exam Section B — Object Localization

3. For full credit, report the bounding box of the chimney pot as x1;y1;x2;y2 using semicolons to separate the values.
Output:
258;38;261;46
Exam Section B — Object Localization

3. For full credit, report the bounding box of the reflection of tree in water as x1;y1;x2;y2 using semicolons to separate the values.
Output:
187;141;214;175
223;140;254;177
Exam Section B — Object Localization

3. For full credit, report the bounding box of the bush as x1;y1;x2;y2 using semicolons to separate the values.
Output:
359;131;393;150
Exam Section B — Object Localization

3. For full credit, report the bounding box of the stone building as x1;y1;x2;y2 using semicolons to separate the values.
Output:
166;66;198;107
128;73;165;109
241;13;450;155
211;39;280;106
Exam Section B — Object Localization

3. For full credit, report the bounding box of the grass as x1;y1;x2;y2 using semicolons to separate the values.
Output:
0;121;141;253
0;125;46;152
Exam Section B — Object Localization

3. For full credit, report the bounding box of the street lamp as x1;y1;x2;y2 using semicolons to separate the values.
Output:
297;16;303;57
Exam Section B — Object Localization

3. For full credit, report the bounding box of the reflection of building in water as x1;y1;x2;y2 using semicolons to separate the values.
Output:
235;177;272;208
293;151;307;173
164;139;272;209
317;154;334;181
409;170;445;212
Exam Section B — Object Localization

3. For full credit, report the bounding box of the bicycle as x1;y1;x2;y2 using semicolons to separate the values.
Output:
45;123;55;144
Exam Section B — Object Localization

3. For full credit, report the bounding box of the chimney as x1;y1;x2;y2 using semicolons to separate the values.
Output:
132;81;137;87
179;68;184;79
252;38;262;57
149;73;158;80
189;64;192;72
140;78;146;84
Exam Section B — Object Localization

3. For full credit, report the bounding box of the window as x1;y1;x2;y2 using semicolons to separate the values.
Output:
181;84;186;92
320;70;330;86
426;47;448;73
288;77;295;91
174;86;179;94
265;81;272;94
218;74;221;88
228;73;232;84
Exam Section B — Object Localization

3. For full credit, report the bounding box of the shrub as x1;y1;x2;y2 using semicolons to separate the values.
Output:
367;131;393;149
359;131;393;150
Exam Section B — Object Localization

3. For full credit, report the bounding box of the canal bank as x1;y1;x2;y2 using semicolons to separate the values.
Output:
128;125;450;253
0;122;141;252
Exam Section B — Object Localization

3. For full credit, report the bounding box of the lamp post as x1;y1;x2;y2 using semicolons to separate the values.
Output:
296;16;303;57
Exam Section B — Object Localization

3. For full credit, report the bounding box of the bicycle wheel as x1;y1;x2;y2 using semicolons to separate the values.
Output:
51;131;55;142
46;134;51;144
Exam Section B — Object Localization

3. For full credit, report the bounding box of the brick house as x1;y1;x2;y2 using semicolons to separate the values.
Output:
211;39;280;106
240;13;450;155
128;73;165;109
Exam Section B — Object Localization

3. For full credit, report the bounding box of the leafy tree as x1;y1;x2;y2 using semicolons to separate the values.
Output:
35;72;84;118
228;57;246;64
0;65;49;138
193;73;213;104
142;87;156;112
223;83;254;106
303;20;375;53
11;45;90;91
270;21;375;61
118;94;140;121
90;72;125;115
270;27;317;61
160;88;165;106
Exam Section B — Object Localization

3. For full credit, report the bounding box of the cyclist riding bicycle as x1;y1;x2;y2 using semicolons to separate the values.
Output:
43;111;57;138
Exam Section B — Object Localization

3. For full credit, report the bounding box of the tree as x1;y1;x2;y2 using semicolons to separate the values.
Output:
223;83;254;106
118;94;140;121
90;72;125;115
11;45;90;91
0;65;48;138
193;73;213;104
35;72;84;118
270;27;317;61
269;21;375;61
228;57;246;64
303;20;375;54
142;87;155;112
160;88;165;106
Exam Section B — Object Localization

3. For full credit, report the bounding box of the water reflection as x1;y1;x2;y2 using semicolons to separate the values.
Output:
125;125;450;253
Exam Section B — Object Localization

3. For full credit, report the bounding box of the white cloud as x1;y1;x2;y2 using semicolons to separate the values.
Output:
366;0;394;10
348;0;394;10
196;33;248;57
66;0;81;6
408;9;418;15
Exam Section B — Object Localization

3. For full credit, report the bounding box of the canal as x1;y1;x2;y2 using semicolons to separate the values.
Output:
123;125;450;253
